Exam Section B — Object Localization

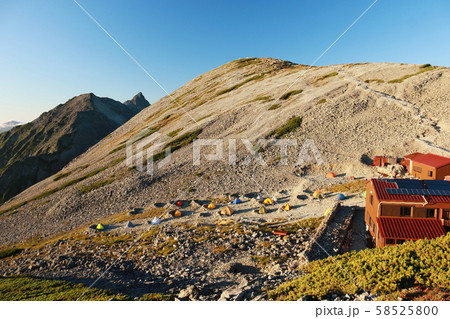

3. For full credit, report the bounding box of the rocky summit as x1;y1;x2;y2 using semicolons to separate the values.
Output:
0;92;148;204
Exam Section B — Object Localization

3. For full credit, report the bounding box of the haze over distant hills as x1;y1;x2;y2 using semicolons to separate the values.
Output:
0;121;22;133
0;92;149;204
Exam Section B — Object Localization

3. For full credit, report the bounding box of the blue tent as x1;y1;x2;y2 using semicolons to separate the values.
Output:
335;193;346;201
231;198;242;205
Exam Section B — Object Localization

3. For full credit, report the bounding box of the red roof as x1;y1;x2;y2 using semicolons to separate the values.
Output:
404;152;423;160
371;179;450;203
412;153;450;169
378;217;445;240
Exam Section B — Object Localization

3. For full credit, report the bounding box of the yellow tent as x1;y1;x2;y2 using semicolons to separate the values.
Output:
207;203;216;209
263;198;274;205
96;223;104;230
313;191;324;199
281;203;291;211
258;205;267;214
220;206;234;216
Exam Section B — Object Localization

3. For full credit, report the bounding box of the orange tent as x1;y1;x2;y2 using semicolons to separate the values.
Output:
174;210;182;218
281;203;291;211
207;203;216;209
263;198;274;205
326;172;336;178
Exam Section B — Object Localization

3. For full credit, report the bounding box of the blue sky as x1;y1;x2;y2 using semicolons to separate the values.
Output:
1;0;449;124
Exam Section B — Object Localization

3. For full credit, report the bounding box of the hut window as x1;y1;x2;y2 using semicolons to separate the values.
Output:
428;170;433;177
426;209;435;218
386;238;395;245
397;239;405;244
443;210;450;220
400;206;411;217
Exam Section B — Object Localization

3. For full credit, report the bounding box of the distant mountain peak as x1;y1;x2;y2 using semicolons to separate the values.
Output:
124;92;150;109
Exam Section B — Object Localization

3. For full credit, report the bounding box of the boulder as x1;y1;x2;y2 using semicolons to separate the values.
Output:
218;287;246;301
178;285;201;301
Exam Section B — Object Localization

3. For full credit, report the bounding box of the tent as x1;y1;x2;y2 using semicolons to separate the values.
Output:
231;198;242;205
126;221;135;228
326;172;337;178
207;203;216;209
313;190;324;199
96;223;104;230
173;210;182;218
219;206;234;216
335;193;346;201
263;198;274;205
150;217;161;225
175;200;183;207
258;205;267;214
281;203;291;211
324;208;333;216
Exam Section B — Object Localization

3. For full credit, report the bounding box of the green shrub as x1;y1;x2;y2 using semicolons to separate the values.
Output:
0;248;22;259
139;293;174;301
130;127;159;144
79;179;115;194
167;128;182;138
364;79;384;84
268;104;281;110
234;57;259;68
111;156;126;166
53;171;72;181
148;150;167;162
165;128;203;151
196;114;213;122
317;99;327;104
321;72;338;80
269;234;450;300
388;66;434;83
419;63;431;69
0;275;130;301
251;96;272;103
280;89;303;100
108;144;126;155
217;74;264;96
266;116;302;138
0;201;28;216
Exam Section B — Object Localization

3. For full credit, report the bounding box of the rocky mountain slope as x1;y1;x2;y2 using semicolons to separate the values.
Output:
0;93;149;204
0;58;449;248
0;121;21;134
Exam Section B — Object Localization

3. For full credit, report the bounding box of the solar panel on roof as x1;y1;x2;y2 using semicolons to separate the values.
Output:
386;188;450;196
383;179;423;188
423;180;450;190
386;188;411;195
396;180;423;188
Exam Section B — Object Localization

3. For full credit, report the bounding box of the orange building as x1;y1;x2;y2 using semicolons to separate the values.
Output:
402;153;450;180
365;178;448;247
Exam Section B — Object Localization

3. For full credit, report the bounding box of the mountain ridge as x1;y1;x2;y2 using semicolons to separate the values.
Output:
0;92;148;204
0;58;449;247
